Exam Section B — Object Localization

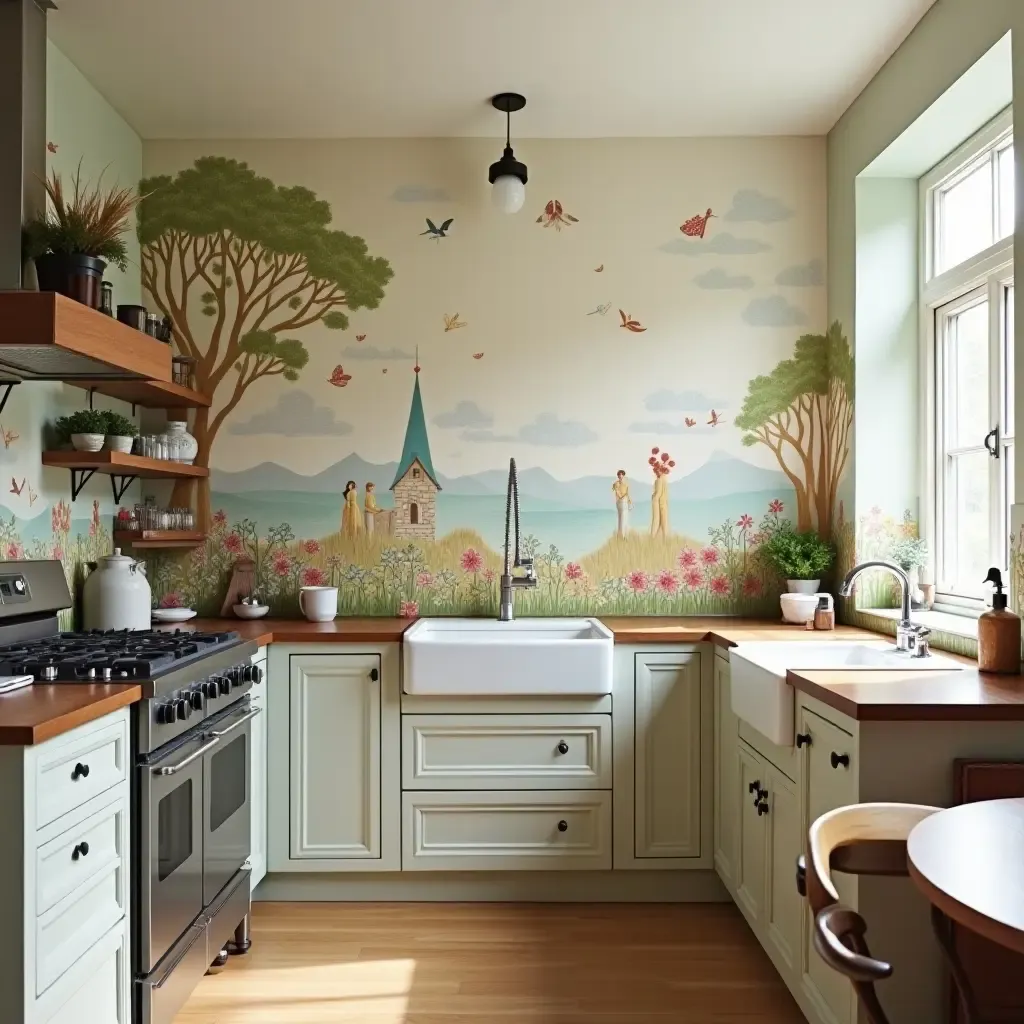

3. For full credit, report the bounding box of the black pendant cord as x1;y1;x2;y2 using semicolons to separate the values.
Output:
505;109;511;151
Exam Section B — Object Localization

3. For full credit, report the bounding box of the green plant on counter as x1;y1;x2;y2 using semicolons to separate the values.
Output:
101;411;138;438
761;527;835;581
889;535;928;570
53;408;108;442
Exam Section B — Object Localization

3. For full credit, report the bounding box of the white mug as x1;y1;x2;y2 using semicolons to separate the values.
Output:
298;586;338;622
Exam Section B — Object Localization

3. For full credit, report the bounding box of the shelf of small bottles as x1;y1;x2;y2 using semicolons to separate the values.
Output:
113;530;206;549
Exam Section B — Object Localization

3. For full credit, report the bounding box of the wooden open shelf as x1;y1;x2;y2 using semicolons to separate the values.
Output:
42;451;209;479
66;377;211;410
113;530;206;549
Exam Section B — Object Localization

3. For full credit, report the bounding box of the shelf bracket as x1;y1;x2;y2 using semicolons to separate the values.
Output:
88;387;96;411
69;469;96;502
110;475;137;504
0;382;18;417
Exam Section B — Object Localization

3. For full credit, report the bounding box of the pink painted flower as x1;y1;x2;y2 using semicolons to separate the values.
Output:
272;552;291;576
461;548;483;573
738;514;753;531
656;569;678;594
700;546;719;566
300;566;328;587
160;592;183;608
769;499;784;514
51;500;71;536
648;456;657;466
710;575;730;596
483;568;496;584
678;548;698;569
212;510;227;527
302;539;321;555
224;532;243;554
399;600;420;619
5;542;22;560
651;447;660;455
742;575;762;598
683;567;704;590
626;570;649;593
416;571;435;588
565;562;584;581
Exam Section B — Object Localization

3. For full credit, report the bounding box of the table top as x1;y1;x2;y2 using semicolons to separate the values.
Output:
907;798;1024;955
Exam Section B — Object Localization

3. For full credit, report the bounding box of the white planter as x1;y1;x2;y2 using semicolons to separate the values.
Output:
786;579;821;595
104;435;134;453
71;432;105;452
779;593;818;624
166;420;198;464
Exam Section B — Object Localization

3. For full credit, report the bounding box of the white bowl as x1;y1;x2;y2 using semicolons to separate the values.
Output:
779;593;818;624
71;432;105;452
151;607;197;623
233;604;270;619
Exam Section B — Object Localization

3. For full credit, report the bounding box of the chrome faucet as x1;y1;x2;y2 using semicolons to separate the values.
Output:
499;457;537;621
838;560;931;657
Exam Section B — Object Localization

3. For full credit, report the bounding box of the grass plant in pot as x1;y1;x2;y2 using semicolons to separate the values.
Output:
101;411;138;454
762;527;835;595
54;409;108;452
24;162;142;310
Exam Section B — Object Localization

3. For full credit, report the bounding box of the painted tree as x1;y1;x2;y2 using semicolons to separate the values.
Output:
138;156;393;530
734;322;853;536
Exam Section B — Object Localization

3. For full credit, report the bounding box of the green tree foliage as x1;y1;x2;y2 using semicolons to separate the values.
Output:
735;322;853;536
137;156;393;528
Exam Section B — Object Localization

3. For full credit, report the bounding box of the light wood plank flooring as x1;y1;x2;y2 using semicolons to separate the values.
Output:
175;903;804;1022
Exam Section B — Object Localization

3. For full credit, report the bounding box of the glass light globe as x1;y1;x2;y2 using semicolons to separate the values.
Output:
492;175;526;214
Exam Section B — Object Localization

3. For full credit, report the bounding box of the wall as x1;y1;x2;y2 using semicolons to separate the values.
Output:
0;41;142;611
139;137;840;617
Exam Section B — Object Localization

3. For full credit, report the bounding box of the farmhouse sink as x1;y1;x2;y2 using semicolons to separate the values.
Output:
730;641;964;746
403;618;614;695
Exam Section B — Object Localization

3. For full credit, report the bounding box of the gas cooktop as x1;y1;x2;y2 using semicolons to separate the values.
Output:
0;628;242;681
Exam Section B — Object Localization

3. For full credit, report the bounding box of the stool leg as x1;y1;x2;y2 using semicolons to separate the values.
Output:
931;906;980;1024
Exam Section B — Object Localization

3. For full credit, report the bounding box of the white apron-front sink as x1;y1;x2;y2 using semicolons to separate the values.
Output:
403;617;614;695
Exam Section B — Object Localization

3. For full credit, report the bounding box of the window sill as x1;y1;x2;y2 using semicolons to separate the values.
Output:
860;606;979;641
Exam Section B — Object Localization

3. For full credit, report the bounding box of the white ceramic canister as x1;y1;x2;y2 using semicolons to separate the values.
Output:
82;547;152;630
166;421;199;464
299;586;338;622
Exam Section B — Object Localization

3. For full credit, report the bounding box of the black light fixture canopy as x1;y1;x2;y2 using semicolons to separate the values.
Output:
488;92;528;186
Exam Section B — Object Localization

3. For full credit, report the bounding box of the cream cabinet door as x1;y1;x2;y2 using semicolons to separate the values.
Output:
713;654;739;889
765;764;801;974
248;674;267;887
634;651;703;859
289;653;399;868
735;741;767;924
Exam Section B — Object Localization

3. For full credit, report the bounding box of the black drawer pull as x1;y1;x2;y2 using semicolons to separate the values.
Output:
72;841;90;861
748;779;760;794
556;741;569;755
71;762;90;781
369;668;379;682
796;733;812;748
830;751;850;769
752;786;767;805
557;820;568;832
756;801;769;816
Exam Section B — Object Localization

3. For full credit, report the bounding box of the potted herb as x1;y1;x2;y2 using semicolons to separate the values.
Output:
890;535;929;609
101;411;138;453
24;163;142;310
762;527;835;595
54;409;108;452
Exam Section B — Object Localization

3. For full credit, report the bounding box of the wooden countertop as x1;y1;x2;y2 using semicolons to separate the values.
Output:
599;616;874;646
170;616;414;646
0;683;142;746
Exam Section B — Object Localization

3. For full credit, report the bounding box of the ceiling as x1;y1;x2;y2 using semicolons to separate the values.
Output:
48;0;938;139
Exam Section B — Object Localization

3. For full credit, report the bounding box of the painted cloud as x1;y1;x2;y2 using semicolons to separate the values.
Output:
390;185;451;203
229;390;353;436
660;232;771;256
775;258;824;287
723;188;794;223
462;413;598;447
342;344;415;360
645;389;724;412
433;401;493;429
694;268;754;290
742;295;807;327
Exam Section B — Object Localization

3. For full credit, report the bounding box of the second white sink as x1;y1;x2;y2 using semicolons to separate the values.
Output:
403;617;614;695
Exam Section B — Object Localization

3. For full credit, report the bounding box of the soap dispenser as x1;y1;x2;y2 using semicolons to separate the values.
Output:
978;568;1021;674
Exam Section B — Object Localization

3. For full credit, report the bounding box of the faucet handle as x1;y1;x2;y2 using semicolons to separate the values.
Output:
518;557;536;579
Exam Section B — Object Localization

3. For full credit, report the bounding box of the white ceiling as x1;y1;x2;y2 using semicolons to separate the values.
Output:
48;0;938;140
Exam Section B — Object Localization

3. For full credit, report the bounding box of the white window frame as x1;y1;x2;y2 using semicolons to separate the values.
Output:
920;106;1014;614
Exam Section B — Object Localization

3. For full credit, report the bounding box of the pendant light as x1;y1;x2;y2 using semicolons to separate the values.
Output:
488;93;528;214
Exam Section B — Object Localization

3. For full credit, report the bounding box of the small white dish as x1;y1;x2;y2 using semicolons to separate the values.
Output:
779;592;818;624
151;607;198;623
233;604;270;619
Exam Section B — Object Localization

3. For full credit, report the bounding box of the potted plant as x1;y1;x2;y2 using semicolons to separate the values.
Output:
54;409;108;452
890;535;929;610
24;162;142;310
101;411;138;453
762;527;835;594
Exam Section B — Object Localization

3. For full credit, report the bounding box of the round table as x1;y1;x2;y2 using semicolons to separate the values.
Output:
908;797;1024;956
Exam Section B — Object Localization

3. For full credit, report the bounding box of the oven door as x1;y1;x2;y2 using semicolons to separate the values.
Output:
138;731;218;975
203;699;259;904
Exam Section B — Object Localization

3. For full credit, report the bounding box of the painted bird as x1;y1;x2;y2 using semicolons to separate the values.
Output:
327;365;352;387
443;313;467;332
680;208;715;238
382;368;388;374
707;409;725;427
587;303;612;316
1;427;18;448
619;309;647;333
421;218;453;240
46;141;58;154
684;417;696;428
28;484;36;507
355;334;366;342
594;264;604;273
9;477;24;496
472;352;484;360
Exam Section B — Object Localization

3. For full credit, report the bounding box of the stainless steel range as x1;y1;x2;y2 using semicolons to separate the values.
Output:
0;560;260;1024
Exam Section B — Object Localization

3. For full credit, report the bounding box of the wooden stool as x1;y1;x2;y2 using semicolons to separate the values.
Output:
796;802;979;1024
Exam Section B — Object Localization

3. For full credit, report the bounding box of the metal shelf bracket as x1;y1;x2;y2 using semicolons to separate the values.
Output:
110;475;137;504
69;468;96;501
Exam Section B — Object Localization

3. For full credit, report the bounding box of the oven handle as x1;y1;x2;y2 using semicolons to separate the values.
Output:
208;705;261;739
152;735;220;776
151;921;207;989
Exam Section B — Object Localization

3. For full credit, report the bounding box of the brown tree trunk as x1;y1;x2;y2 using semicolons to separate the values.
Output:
793;480;813;533
169;406;213;533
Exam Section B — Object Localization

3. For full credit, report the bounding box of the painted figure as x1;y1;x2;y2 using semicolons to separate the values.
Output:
342;480;363;538
364;482;378;534
612;470;633;538
650;472;669;538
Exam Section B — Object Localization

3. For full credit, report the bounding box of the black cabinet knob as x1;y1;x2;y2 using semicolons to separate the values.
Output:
72;841;90;860
557;820;568;832
830;751;850;769
71;762;90;780
757;801;769;816
369;668;379;682
748;779;760;794
752;786;768;805
796;855;807;896
556;741;569;755
796;733;812;748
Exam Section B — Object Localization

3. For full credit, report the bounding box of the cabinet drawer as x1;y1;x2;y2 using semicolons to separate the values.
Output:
37;918;128;1024
402;714;611;790
37;787;127;917
402;790;611;871
36;715;128;829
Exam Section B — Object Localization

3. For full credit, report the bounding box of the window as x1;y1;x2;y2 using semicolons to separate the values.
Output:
922;108;1014;608
409;502;419;525
412;467;420;479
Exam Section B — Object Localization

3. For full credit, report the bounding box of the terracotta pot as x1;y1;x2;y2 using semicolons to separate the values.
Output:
34;253;107;309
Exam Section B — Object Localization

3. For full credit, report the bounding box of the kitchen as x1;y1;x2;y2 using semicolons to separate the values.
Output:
1;1;1024;1022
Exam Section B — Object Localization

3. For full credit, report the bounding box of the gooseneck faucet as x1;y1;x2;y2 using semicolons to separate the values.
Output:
499;457;537;621
838;560;931;657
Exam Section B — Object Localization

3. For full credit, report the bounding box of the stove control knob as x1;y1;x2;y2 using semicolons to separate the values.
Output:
203;680;219;699
253;665;263;684
175;697;192;721
189;689;204;711
156;701;176;725
231;667;245;688
217;676;231;696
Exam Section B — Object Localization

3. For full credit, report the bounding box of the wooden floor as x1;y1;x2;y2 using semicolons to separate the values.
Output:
175;902;805;1023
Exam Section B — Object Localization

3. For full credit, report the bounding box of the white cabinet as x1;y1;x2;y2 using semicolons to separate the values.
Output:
713;651;739;889
735;741;767;921
248;647;267;888
40;919;128;1024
